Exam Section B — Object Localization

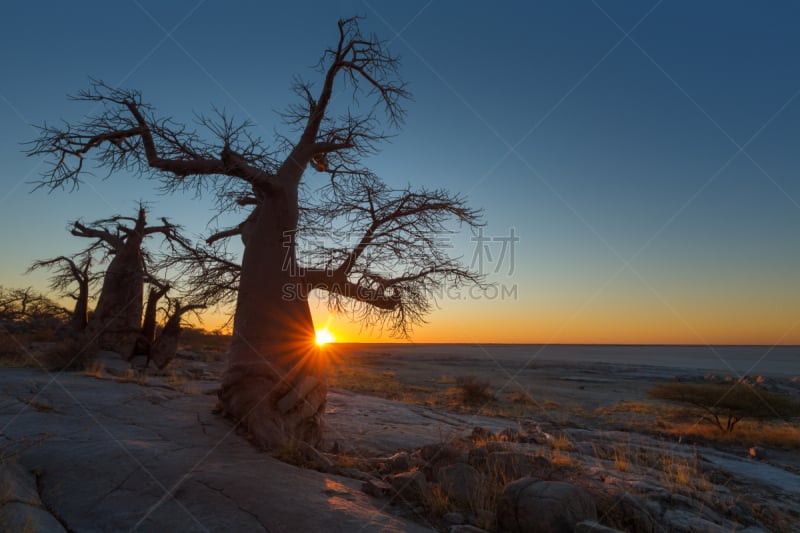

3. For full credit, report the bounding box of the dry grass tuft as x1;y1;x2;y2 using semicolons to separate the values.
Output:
426;485;450;517
328;366;436;404
84;360;105;378
664;420;800;448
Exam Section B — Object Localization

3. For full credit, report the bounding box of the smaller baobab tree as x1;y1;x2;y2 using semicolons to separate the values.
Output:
68;206;191;354
140;276;170;347
28;250;95;333
149;298;206;369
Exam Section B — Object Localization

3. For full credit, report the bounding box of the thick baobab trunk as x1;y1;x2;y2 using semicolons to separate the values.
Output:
90;210;146;353
218;191;326;449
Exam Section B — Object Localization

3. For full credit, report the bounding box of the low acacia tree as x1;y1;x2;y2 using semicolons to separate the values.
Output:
28;17;482;448
649;382;800;433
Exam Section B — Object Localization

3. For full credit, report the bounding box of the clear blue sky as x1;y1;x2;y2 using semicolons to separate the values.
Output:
1;1;800;343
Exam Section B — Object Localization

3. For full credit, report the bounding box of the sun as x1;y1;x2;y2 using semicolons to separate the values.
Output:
315;326;336;346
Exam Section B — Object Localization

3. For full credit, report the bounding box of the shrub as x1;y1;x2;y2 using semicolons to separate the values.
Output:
455;376;495;404
0;332;27;361
41;336;97;371
648;382;800;433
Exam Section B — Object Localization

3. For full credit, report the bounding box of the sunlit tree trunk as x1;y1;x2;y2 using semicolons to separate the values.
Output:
218;188;327;448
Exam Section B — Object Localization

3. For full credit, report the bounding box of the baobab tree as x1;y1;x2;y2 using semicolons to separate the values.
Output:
140;277;170;346
28;251;95;332
68;207;190;353
149;298;205;369
28;17;483;448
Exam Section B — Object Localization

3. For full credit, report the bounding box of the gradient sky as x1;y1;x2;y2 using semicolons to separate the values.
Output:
1;2;800;344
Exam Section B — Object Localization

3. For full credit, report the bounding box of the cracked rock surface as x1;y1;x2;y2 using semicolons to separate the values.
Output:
0;369;431;532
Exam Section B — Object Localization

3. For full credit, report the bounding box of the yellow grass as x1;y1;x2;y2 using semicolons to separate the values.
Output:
426;485;450;517
328;366;437;404
664;420;800;448
84;361;105;378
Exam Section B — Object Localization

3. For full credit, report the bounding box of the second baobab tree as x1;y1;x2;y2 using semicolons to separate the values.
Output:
28;17;483;449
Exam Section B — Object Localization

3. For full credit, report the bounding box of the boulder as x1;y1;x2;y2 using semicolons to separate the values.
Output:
390;471;431;505
574;521;625;533
590;490;663;533
749;446;767;460
437;463;483;507
663;509;730;533
380;451;413;474
448;524;489;533
0;502;66;533
361;478;393;498
419;442;465;473
497;479;596;533
443;511;465;525
0;464;42;506
450;526;490;533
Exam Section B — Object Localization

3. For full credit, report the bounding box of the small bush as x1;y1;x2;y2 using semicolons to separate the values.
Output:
454;376;495;404
0;332;27;361
41;336;97;371
648;382;800;433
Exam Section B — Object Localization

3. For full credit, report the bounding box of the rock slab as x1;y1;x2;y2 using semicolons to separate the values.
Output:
497;479;596;533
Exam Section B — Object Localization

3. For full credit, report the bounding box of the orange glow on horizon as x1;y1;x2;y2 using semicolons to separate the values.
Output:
189;296;800;346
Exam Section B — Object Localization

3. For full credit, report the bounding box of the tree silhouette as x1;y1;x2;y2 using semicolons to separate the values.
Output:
140;276;170;346
28;251;95;332
149;298;205;370
67;207;190;353
28;17;482;448
0;286;68;327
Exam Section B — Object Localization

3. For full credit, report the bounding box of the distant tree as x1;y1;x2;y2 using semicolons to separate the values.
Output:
648;382;800;433
28;251;96;332
148;299;205;369
140;277;170;346
0;286;69;328
28;17;483;449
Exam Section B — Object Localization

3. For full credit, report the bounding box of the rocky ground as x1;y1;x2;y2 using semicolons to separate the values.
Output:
0;345;798;532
